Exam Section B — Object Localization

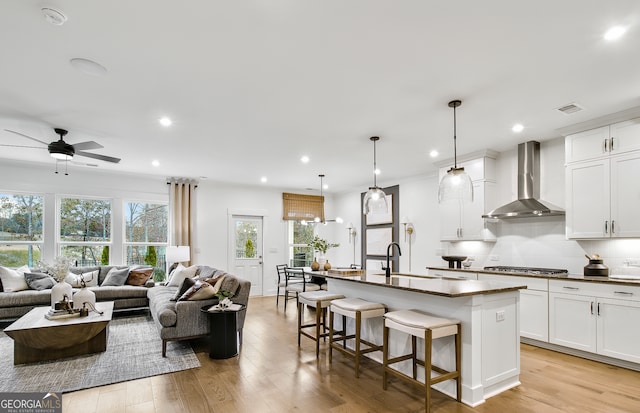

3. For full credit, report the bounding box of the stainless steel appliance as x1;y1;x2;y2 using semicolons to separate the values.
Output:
483;266;568;275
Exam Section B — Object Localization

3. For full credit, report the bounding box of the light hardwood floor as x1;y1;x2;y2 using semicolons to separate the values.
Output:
62;296;640;413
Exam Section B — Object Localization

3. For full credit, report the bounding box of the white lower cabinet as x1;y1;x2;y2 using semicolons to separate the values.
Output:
549;280;640;363
429;269;477;280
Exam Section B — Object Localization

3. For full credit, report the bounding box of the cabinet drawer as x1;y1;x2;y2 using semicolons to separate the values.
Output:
549;280;640;302
549;280;598;296
592;283;640;302
429;269;478;280
478;274;548;291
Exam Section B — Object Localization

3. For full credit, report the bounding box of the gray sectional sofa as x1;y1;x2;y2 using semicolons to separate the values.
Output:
147;265;251;357
0;265;152;321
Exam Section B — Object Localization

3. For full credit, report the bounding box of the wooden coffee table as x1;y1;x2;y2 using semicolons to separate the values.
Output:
4;301;114;365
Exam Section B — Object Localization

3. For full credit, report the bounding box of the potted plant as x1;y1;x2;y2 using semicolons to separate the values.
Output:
307;236;339;270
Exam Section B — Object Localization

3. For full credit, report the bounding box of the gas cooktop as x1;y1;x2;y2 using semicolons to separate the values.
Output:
483;266;569;275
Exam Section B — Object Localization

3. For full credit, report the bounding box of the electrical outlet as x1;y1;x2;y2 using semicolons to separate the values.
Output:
489;255;499;261
627;258;640;266
496;310;505;322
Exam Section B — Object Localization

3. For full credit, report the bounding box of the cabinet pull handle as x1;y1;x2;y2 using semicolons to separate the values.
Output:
590;301;594;315
610;137;615;151
605;220;608;234
597;302;600;316
611;220;615;234
614;291;633;296
603;138;608;152
563;286;579;290
459;228;463;238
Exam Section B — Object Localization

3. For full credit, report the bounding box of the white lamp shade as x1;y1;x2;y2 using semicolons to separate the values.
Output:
363;187;388;214
166;246;190;263
438;167;474;203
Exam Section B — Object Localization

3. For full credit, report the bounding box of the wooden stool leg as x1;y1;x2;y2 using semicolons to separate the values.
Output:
315;301;322;357
412;335;418;379
355;310;361;378
382;324;389;390
425;329;433;413
341;315;347;349
329;309;334;363
456;323;462;402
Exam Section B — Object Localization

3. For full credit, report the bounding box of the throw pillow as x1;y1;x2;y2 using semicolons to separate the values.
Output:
101;267;130;286
167;264;198;287
220;276;240;297
0;266;30;292
126;268;154;286
172;277;196;301
65;270;99;287
24;272;56;290
166;263;184;284
178;280;217;301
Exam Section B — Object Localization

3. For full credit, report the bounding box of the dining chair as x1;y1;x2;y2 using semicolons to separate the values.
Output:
284;267;320;312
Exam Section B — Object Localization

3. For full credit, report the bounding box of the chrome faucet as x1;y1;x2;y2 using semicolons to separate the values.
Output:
385;242;402;278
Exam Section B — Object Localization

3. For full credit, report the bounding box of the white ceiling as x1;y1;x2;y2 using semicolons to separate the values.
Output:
1;1;639;193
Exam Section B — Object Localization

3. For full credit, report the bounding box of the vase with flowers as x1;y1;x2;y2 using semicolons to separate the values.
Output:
39;256;74;309
307;236;339;270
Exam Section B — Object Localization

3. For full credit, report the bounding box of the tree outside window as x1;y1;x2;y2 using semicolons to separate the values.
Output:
124;202;168;281
0;194;43;267
59;197;111;266
288;221;315;267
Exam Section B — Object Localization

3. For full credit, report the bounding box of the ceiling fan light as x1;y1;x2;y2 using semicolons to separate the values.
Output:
50;152;73;161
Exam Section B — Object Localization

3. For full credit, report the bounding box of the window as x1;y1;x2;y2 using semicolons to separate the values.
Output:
59;197;111;266
287;221;314;267
0;194;44;267
124;201;168;281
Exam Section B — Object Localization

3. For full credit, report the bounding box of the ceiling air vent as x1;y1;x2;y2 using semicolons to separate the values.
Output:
556;102;584;115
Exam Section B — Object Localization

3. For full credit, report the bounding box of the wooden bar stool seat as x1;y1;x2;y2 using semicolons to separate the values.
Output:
329;297;386;377
383;309;462;413
297;291;345;357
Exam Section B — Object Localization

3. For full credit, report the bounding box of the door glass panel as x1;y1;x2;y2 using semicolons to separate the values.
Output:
235;220;258;259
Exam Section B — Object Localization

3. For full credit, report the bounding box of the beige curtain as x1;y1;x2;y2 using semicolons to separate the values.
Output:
168;178;197;266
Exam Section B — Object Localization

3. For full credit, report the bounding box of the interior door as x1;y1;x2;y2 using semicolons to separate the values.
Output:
230;215;263;296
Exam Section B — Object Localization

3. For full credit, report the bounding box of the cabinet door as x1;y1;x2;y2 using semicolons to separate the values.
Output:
549;292;596;352
609;118;640;155
610;152;640;237
565;159;610;238
565;126;609;163
439;198;462;241
520;289;549;341
596;298;640;363
460;181;496;241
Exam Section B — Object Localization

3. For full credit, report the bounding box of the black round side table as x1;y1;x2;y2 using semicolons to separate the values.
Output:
200;304;246;359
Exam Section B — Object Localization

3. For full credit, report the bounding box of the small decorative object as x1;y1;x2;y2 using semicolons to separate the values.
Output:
324;260;331;271
311;258;320;271
73;273;96;310
584;253;609;276
39;256;74;309
307;235;339;271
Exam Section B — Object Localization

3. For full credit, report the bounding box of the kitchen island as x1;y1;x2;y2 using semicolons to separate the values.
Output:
319;271;527;407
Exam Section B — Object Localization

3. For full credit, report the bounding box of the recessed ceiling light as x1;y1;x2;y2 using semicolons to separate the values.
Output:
261;176;267;183
159;117;172;127
301;156;310;163
429;150;439;158
512;123;524;133
41;7;67;26
69;58;107;76
604;26;627;41
152;160;160;167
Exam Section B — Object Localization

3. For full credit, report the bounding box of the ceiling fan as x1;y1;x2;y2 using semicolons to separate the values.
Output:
2;128;121;164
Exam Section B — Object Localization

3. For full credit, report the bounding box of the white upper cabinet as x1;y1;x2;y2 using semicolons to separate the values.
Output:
565;117;640;239
438;155;497;241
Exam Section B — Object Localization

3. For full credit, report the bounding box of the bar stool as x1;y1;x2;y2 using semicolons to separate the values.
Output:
329;297;386;377
382;309;461;413
297;291;345;357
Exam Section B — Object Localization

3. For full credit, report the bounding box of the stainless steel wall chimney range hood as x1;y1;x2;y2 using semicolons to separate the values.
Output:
482;141;564;219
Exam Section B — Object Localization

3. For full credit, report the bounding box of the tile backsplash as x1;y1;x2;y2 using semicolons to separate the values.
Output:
445;217;640;274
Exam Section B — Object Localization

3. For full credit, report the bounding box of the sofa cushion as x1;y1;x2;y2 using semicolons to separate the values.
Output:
90;285;149;301
96;265;127;285
0;266;30;292
102;267;130;286
0;289;51;307
148;286;179;327
178;280;216;301
127;268;153;286
197;266;219;279
167;265;198;287
173;277;196;301
24;272;56;290
65;270;99;287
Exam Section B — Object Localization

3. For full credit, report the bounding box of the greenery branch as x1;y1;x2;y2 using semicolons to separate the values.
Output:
307;235;339;254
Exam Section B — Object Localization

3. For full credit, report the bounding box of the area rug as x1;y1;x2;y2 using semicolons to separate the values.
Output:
0;314;201;393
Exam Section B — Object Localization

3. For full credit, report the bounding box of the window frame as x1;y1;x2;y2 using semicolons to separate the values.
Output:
0;191;45;267
287;220;315;268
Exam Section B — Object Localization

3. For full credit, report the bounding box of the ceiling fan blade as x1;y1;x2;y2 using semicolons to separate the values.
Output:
0;143;46;149
75;150;121;164
4;129;49;146
72;141;103;150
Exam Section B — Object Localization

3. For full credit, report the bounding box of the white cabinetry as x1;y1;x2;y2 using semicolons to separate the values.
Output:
478;274;548;341
429;269;478;280
438;155;497;241
565;118;640;239
549;280;640;364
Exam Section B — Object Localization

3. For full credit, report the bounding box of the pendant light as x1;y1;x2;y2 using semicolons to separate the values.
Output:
363;136;389;214
438;100;474;203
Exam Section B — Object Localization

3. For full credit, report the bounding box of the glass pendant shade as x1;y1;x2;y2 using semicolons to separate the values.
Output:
363;186;388;214
438;99;474;203
438;167;474;202
364;136;388;215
